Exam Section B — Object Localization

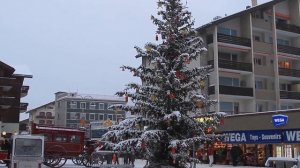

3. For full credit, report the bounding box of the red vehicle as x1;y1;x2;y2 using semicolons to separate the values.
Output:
31;123;86;168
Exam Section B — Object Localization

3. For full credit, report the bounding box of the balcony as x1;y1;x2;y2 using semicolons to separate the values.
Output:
220;85;253;96
280;91;300;100
208;85;253;97
209;59;252;72
0;77;16;87
277;44;300;56
0;97;15;107
207;34;251;47
20;103;28;112
279;68;300;78
21;86;29;97
276;22;300;34
36;115;46;119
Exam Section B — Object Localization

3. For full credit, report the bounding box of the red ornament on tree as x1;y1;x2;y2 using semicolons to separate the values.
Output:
196;100;204;108
169;93;176;99
171;147;176;154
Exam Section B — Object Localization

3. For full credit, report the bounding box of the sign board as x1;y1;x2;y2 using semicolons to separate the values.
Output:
222;129;300;144
272;114;288;127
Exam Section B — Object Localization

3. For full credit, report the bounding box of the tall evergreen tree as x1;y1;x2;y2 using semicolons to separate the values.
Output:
102;0;224;167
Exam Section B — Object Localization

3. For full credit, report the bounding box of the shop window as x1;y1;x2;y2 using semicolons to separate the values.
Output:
276;146;282;157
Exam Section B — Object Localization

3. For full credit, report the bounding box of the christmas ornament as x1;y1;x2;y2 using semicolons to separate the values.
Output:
199;80;205;89
196;100;204;108
169;93;176;99
171;147;176;154
175;71;185;80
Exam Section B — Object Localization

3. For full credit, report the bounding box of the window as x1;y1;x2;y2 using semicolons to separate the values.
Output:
46;112;52;117
254;56;266;66
99;103;104;110
280;83;291;91
80;102;86;109
46;120;52;125
218;27;237;36
99;114;104;120
107;114;113;120
54;135;67;142
281;105;293;110
219;52;238;61
255;80;264;89
39;112;45;117
278;61;291;69
89;113;95;121
219;77;240;87
80;113;86;120
70;135;80;143
70;112;80;120
254;35;260;41
70;101;77;109
89;102;96;110
256;104;263;112
44;134;52;141
277;38;289;46
220;102;239;114
39;120;45;124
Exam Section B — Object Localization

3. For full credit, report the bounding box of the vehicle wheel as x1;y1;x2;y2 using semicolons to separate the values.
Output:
72;155;83;165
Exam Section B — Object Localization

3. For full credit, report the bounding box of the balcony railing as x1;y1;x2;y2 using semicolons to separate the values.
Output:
218;33;251;47
207;59;252;72
277;44;300;56
206;34;251;47
20;103;28;112
0;97;15;106
276;22;300;34
208;85;253;97
0;77;16;86
36;115;46;119
220;85;253;96
279;68;300;78
280;91;300;100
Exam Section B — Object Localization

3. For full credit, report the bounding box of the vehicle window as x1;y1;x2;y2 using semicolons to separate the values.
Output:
70;135;80;143
54;135;67;142
44;134;52;141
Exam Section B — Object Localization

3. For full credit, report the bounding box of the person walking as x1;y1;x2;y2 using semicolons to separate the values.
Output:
207;144;215;167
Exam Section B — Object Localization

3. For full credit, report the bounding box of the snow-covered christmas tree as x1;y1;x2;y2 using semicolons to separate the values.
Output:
102;0;225;167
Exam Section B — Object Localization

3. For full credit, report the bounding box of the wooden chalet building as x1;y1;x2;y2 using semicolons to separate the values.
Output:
0;61;32;137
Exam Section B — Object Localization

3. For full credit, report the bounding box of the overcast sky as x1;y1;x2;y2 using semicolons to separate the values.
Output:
0;0;270;120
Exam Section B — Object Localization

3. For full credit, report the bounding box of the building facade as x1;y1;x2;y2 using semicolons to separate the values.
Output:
0;61;31;136
196;0;300;115
27;101;55;127
54;92;126;128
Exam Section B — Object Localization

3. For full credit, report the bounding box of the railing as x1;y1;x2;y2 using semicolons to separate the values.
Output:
206;34;252;47
0;77;16;86
219;85;253;97
217;33;251;47
207;59;252;72
276;22;300;34
0;97;15;106
279;68;300;78
280;91;300;100
208;85;253;97
277;44;300;56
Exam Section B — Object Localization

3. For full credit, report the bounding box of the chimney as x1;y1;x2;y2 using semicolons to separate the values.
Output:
252;0;258;6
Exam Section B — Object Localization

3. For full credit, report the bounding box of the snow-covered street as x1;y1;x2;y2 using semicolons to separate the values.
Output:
7;159;265;168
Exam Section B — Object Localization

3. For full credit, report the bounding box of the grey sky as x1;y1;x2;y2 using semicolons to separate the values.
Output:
0;0;270;120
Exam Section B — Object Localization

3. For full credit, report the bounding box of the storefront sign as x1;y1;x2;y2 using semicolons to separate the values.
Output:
222;129;300;144
272;114;288;127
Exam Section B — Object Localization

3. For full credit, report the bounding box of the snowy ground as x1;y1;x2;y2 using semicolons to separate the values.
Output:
0;159;266;168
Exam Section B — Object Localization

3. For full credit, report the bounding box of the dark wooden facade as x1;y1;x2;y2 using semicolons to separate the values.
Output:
0;61;31;123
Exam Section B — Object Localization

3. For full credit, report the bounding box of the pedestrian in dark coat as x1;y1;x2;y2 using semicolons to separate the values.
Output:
230;145;243;166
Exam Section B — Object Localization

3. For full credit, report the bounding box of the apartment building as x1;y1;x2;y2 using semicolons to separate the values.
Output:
196;0;300;115
27;101;55;127
0;61;32;137
54;92;126;128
